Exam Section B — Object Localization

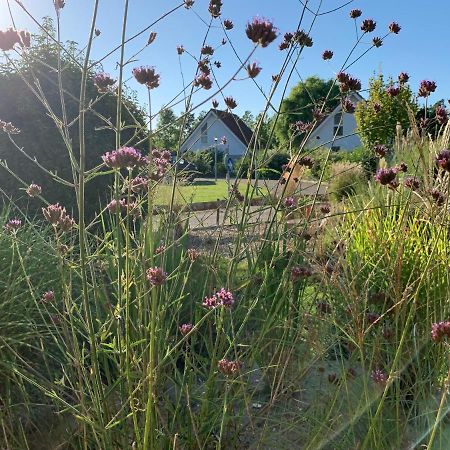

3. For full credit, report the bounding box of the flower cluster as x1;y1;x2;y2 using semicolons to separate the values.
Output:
208;0;222;18
223;19;233;30
398;72;409;84
201;45;214;56
349;9;362;19
130;176;148;193
389;22;401;34
26;183;42;197
293;120;312;133
102;147;147;170
371;369;387;385
374;168;397;187
431;189;445;206
224;96;237;109
150;149;172;180
372;37;383;48
298;156;314;168
146;267;167;286
42;204;75;232
336;72;361;92
404;176;420;190
435;106;448;125
4;219;22;234
436;150;450;171
132;66;160;89
179;323;193;335
373;144;388;158
0;28;31;51
284;196;296;208
246;17;278;48
431;321;450;342
293;30;313;47
246;62;262;78
418;80;437;98
218;358;242;376
176;45;184;55
194;73;213;90
203;288;234;309
341;98;355;113
361;19;376;33
291;265;312;282
94;73;116;93
320;204;331;214
322;49;333;60
42;291;55;303
0;120;20;134
386;85;400;97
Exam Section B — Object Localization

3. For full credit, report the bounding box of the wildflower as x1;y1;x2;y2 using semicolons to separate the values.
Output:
418;80;437;98
42;204;65;225
94;73;116;93
337;72;361;92
203;288;234;309
366;312;380;325
198;59;210;75
214;60;221;68
245;17;278;48
42;291;55;303
272;74;280;82
218;358;242;376
436;149;450;171
404;176;420;190
132;66;160;89
220;136;227;145
4;219;22;233
312;108;325;121
184;0;194;8
374;168;397;186
208;0;222;18
95;29;101;37
293;30;313;47
130;176;148;193
320;204;331;214
342;98;355;113
201;45;214;56
431;189;445;206
435;106;448;125
431;321;450;342
212;99;219;108
373;144;388;158
386;86;400;97
293;120;312;133
372;37;383;48
223;19;233;30
146;267;167;286
396;162;408;173
187;248;200;261
179;323;193;335
176;45;184;55
194;73;213;90
26;183;42;197
349;9;362;19
246;62;262;78
284;196;296;208
371;369;387;385
279;41;289;51
361;19;376;33
398;72;409;84
107;198;126;214
322;49;333;60
102;147;146;170
58;215;75;232
291;265;312;282
373;102;381;113
297;156;314;168
0;28;21;51
224;96;237;109
0;120;20;134
389;22;401;34
317;301;331;314
155;244;166;255
147;32;157;45
54;0;65;9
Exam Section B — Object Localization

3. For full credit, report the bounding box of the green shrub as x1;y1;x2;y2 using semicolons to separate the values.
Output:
329;162;367;200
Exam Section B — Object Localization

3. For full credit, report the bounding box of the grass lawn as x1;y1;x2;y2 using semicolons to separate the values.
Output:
156;179;268;205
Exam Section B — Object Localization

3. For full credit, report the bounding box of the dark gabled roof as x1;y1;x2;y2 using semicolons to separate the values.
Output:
211;109;254;146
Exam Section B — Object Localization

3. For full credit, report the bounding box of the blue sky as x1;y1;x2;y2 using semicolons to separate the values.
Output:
2;0;449;119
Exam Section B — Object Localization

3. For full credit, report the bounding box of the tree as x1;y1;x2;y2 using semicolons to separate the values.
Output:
275;76;340;145
241;110;255;129
0;18;147;218
354;74;417;149
153;108;180;150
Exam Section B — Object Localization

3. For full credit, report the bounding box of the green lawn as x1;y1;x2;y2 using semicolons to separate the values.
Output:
156;179;268;205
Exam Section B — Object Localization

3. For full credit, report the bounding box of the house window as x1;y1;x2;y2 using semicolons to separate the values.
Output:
200;122;207;143
333;113;343;137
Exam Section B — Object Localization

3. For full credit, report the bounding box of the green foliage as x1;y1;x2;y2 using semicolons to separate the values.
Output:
0;21;147;218
183;148;226;177
275;76;340;145
329;162;367;200
354;74;418;149
236;149;290;179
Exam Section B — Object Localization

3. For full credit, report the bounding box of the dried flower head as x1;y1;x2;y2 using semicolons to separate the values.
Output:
320;204;331;214
398;72;409;84
386;86;400;97
147;32;157;45
208;0;222;18
431;189;445;206
94;73;116;93
212;99;219;108
298;156;314;168
194;73;213;90
373;144;388;158
218;358;242;376
361;18;376;33
201;45;214;56
322;49;333;60
42;290;55;303
224;96;237;109
214;60;221;68
26;183;42;197
396;162;408;173
58;214;75;232
372;37;383;48
418;80;437;98
294;30;313;47
246;17;278;48
371;369;388;385
146;267;167;286
431;321;450;342
349;9;362;19
179;323;193;335
102;147;146;169
155;244;166;255
436;149;450;171
4;219;22;234
374;168;397;186
435;106;448;125
132;66;160;89
223;19;233;30
404;176;420;190
176;45;184;55
342;98;355;113
246;62;262;78
389;22;401;34
198;59;210;75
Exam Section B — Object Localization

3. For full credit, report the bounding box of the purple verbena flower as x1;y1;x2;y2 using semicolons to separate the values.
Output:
4;219;22;233
389;22;401;34
322;49;333;60
102;147;146;170
398;72;409;84
374;168;397;186
132;66;160;89
361;18;376;33
371;369;388;385
218;358;242;376
179;323;193;335
431;321;450;342
94;73;116;93
418;80;437;98
246;62;262;78
349;9;362;19
246;17;278;48
26;183;42;197
146;267;167;286
373;144;388;158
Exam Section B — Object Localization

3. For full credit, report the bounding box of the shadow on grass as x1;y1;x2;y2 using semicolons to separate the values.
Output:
191;180;217;186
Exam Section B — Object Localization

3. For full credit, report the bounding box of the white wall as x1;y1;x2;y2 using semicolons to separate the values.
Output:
180;111;248;157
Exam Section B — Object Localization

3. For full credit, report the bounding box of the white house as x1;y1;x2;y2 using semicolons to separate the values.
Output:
305;92;364;151
180;109;253;160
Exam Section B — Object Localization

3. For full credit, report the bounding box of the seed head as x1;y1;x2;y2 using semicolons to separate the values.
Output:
147;32;157;45
389;22;401;34
246;17;278;48
4;219;22;234
361;18;376;33
146;267;167;286
26;183;42;197
223;19;233;30
322;49;333;60
224;96;237;109
132;66;160;89
349;9;362;19
94;73;116;93
246;62;262;78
